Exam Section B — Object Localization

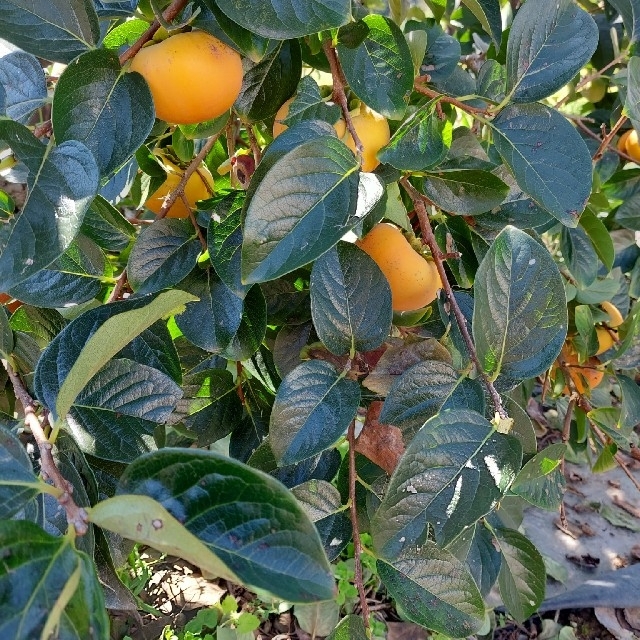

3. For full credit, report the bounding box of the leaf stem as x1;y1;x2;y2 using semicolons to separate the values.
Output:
400;177;508;418
2;360;89;535
347;420;371;633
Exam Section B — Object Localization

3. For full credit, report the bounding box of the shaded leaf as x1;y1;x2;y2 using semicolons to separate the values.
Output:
0;42;46;123
0;423;38;519
326;615;367;640
279;75;342;130
81;195;135;252
462;0;502;47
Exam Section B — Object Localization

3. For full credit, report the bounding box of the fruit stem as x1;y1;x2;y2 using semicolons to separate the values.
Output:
2;360;90;535
400;177;508;419
322;40;365;158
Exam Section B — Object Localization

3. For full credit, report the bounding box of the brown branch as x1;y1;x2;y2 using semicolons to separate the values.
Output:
322;40;364;156
413;79;491;115
400;177;508;418
184;193;207;250
593;114;627;161
118;0;189;65
3;361;89;535
244;123;262;167
106;269;128;303
559;397;577;531
154;130;223;220
347;420;370;631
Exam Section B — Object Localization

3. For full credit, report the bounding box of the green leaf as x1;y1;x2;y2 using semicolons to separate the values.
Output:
560;226;598;288
421;168;509;215
8;234;106;308
0;520;108;640
377;544;485;638
379;360;485;438
511;443;566;510
0;44;47;123
279;75;342;130
580;207;614;272
0;121;99;291
109;448;336;602
506;0;598;102
473;226;567;383
241;136;381;284
378;99;451;171
219;284;267;361
175;270;243;353
494;527;545;623
326;615;367;640
618;374;640;431
337;14;413;120
615;192;640;230
0;0;99;63
372;409;522;554
270;360;360;466
81;195;136;252
491;103;592;227
406;20;460;84
101;16;149;49
34;291;194;422
0;423;39;518
476;59;506;102
52;49;154;178
461;0;502;48
127;219;200;295
310;242;392;356
214;0;350;38
0;306;13;359
295;600;340;638
234;39;302;121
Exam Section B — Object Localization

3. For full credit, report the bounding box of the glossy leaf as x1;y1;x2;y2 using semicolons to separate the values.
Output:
310;242;392;356
214;0;350;38
473;226;567;383
127;219;200;295
270;360;361;466
580;207;615;272
110;448;336;601
220;284;267;361
52;49;154;177
337;14;413;119
495;527;545;623
372;409;521;555
0;520;108;640
506;0;598;102
242;136;380;284
81;195;136;252
461;0;502;48
377;544;485;638
0;43;47;123
379;360;485;438
0;0;99;63
279;75;342;130
511;443;566;510
234;40;302;121
0;121;99;291
491;103;592;227
0;423;38;519
560;226;598;288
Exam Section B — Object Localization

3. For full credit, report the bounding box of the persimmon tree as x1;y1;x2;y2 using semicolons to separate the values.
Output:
0;0;639;638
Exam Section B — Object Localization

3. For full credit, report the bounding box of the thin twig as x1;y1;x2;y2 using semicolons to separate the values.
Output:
118;0;190;65
3;361;89;535
401;177;508;418
348;420;370;631
593;114;627;161
559;397;577;531
322;40;364;156
244;123;262;167
107;269;128;303
184;193;207;250
413;80;491;115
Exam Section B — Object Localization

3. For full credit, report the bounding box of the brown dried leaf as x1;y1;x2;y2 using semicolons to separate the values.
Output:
355;401;405;475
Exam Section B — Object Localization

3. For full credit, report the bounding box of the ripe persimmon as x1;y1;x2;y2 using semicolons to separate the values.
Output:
551;343;604;395
356;223;441;312
601;300;624;328
129;31;243;125
342;106;390;172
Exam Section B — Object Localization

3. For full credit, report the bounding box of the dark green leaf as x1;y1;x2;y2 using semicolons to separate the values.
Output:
495;527;545;623
234;40;302;121
473;226;567;382
273;322;312;378
506;0;598;102
127;219;200;295
52;49;154;178
580;207;614;272
511;443;566;509
270;360;360;466
0;520;108;640
108;448;336;601
310;242;392;356
379;360;485;438
626;57;640;127
326;615;367;640
278;75;342;130
0;121;99;291
476;59;506;102
214;0;350;38
372;409;522;554
609;0;640;46
81;196;135;252
406;20;460;84
378;99;451;171
422;168;509;215
0;423;38;519
618;374;640;431
434;218;478;288
0;306;13;359
491;103;592;227
242;136;383;284
377;544;484;638
0;0;99;63
560;226;598;288
219;284;267;361
615;191;640;230
175;270;243;353
0;44;47;123
337;14;413;120
461;0;502;48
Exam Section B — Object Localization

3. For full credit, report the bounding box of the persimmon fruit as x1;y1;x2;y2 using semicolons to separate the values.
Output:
145;160;214;218
272;97;346;139
581;78;607;103
129;31;243;125
601;300;624;328
356;223;441;312
595;326;616;355
343;107;390;172
619;129;640;162
551;343;604;395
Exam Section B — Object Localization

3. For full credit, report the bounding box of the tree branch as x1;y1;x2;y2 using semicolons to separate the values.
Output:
401;177;508;418
3;361;89;535
413;79;491;115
